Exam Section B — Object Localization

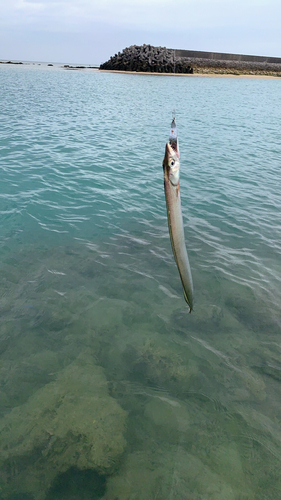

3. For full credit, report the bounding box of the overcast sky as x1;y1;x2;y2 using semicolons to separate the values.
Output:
0;0;280;64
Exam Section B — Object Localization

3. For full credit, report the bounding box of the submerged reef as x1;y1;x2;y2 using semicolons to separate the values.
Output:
105;445;246;500
0;352;127;500
1;241;281;499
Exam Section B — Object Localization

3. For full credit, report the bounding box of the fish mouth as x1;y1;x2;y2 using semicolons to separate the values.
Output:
166;140;179;157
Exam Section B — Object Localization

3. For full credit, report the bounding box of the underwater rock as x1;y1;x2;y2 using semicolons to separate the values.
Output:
0;352;127;500
143;395;190;444
125;335;199;390
86;297;128;330
225;292;280;335
105;446;240;500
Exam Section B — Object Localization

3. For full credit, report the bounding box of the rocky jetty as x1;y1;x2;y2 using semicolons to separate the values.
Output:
100;44;281;76
100;44;193;73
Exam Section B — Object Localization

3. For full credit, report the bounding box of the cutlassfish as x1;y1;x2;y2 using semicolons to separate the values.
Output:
163;117;194;311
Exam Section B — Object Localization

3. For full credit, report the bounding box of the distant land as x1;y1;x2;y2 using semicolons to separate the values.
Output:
99;45;281;76
0;60;99;69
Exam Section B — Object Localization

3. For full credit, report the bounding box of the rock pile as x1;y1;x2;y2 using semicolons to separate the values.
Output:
100;44;193;73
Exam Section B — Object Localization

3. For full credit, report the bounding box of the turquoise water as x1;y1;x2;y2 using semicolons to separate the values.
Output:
1;63;281;499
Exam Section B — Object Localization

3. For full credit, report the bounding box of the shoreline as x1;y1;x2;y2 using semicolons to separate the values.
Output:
99;69;280;79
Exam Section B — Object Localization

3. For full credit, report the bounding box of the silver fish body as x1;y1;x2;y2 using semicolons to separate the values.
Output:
163;135;194;311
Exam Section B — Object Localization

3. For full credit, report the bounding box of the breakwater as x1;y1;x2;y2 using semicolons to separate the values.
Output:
100;45;193;74
100;44;281;76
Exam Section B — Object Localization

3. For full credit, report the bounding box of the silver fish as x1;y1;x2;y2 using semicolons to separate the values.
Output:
163;118;194;311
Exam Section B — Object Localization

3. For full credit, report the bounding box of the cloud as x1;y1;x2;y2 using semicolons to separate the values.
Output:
0;0;280;63
2;0;279;32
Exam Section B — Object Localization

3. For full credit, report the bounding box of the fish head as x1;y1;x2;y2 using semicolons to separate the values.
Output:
163;141;180;186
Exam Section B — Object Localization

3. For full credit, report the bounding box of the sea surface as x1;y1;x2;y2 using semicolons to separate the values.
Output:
1;63;281;500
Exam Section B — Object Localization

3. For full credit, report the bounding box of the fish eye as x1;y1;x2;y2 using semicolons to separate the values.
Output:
170;160;175;167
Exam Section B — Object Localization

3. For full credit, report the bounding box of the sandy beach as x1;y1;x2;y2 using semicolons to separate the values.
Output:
99;69;280;79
